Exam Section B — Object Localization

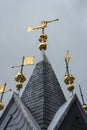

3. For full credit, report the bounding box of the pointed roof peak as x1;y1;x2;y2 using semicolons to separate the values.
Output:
21;54;66;129
41;50;50;63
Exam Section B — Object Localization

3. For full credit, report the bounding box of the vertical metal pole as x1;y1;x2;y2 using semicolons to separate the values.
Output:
66;64;69;76
42;28;44;34
20;56;24;74
79;85;85;105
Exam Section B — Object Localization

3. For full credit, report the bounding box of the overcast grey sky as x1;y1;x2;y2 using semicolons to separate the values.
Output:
0;0;87;114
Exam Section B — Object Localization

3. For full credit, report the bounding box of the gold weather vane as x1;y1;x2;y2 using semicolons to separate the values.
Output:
12;56;34;92
27;18;59;51
64;51;75;94
27;18;59;33
0;83;12;111
65;50;70;66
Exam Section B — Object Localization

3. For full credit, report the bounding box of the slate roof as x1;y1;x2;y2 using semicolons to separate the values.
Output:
21;52;66;129
48;94;87;130
0;92;41;130
0;51;87;130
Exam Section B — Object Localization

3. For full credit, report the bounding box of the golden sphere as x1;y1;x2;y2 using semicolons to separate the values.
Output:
0;102;4;110
64;74;75;85
69;75;75;83
15;72;26;83
83;104;87;113
16;82;22;90
67;84;74;92
38;43;47;51
64;75;68;84
39;34;48;43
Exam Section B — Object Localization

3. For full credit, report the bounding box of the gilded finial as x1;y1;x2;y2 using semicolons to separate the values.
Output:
27;18;59;51
64;51;75;93
12;56;34;91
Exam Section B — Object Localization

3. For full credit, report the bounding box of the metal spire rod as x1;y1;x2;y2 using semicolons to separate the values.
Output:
12;56;25;74
79;85;85;105
20;56;25;74
66;63;69;76
42;28;44;34
12;65;23;68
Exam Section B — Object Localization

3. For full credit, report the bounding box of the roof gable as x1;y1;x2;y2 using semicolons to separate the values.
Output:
48;94;87;130
0;92;41;130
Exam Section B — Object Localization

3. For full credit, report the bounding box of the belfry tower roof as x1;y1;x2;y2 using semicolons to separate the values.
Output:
21;51;66;129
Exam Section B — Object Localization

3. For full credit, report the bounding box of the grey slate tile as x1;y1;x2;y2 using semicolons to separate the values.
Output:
21;54;66;129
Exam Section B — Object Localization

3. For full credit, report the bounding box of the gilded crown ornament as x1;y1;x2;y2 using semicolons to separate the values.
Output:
27;18;59;51
64;51;75;93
